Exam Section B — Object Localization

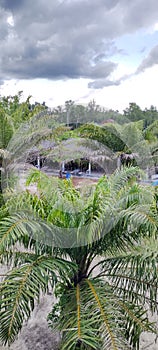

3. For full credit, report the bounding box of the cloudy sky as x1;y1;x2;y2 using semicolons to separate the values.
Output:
0;0;158;111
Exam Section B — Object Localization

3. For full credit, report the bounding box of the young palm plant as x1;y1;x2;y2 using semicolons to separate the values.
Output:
0;167;158;349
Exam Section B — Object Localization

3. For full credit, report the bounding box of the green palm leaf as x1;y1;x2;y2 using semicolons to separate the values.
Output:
0;255;75;346
92;238;158;313
51;278;155;350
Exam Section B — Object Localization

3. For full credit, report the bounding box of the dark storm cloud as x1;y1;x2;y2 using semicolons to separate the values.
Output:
136;45;158;73
1;0;26;11
0;0;158;87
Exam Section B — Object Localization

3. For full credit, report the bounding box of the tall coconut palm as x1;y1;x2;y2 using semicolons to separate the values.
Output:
0;167;158;349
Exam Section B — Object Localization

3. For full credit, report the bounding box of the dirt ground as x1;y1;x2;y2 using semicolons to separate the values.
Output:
71;176;98;188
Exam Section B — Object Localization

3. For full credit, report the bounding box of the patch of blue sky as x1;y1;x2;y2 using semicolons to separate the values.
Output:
113;29;158;66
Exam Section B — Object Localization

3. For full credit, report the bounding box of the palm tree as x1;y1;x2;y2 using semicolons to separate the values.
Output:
0;93;48;204
78;121;157;173
0;167;158;349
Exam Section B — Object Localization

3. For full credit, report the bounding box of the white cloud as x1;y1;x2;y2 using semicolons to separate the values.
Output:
110;61;136;80
154;22;158;31
7;15;14;27
0;78;91;107
1;65;158;113
92;65;158;112
148;21;158;34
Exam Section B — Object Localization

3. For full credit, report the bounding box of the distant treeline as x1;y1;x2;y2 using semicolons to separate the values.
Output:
52;99;158;127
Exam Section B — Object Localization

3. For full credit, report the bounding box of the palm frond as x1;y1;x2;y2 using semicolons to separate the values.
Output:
95;238;158;313
86;279;119;350
51;278;155;350
86;279;155;349
53;282;100;350
0;213;63;258
0;255;73;346
109;166;141;193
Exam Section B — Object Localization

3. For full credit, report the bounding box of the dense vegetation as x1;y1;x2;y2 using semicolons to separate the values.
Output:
53;99;158;127
0;93;158;349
